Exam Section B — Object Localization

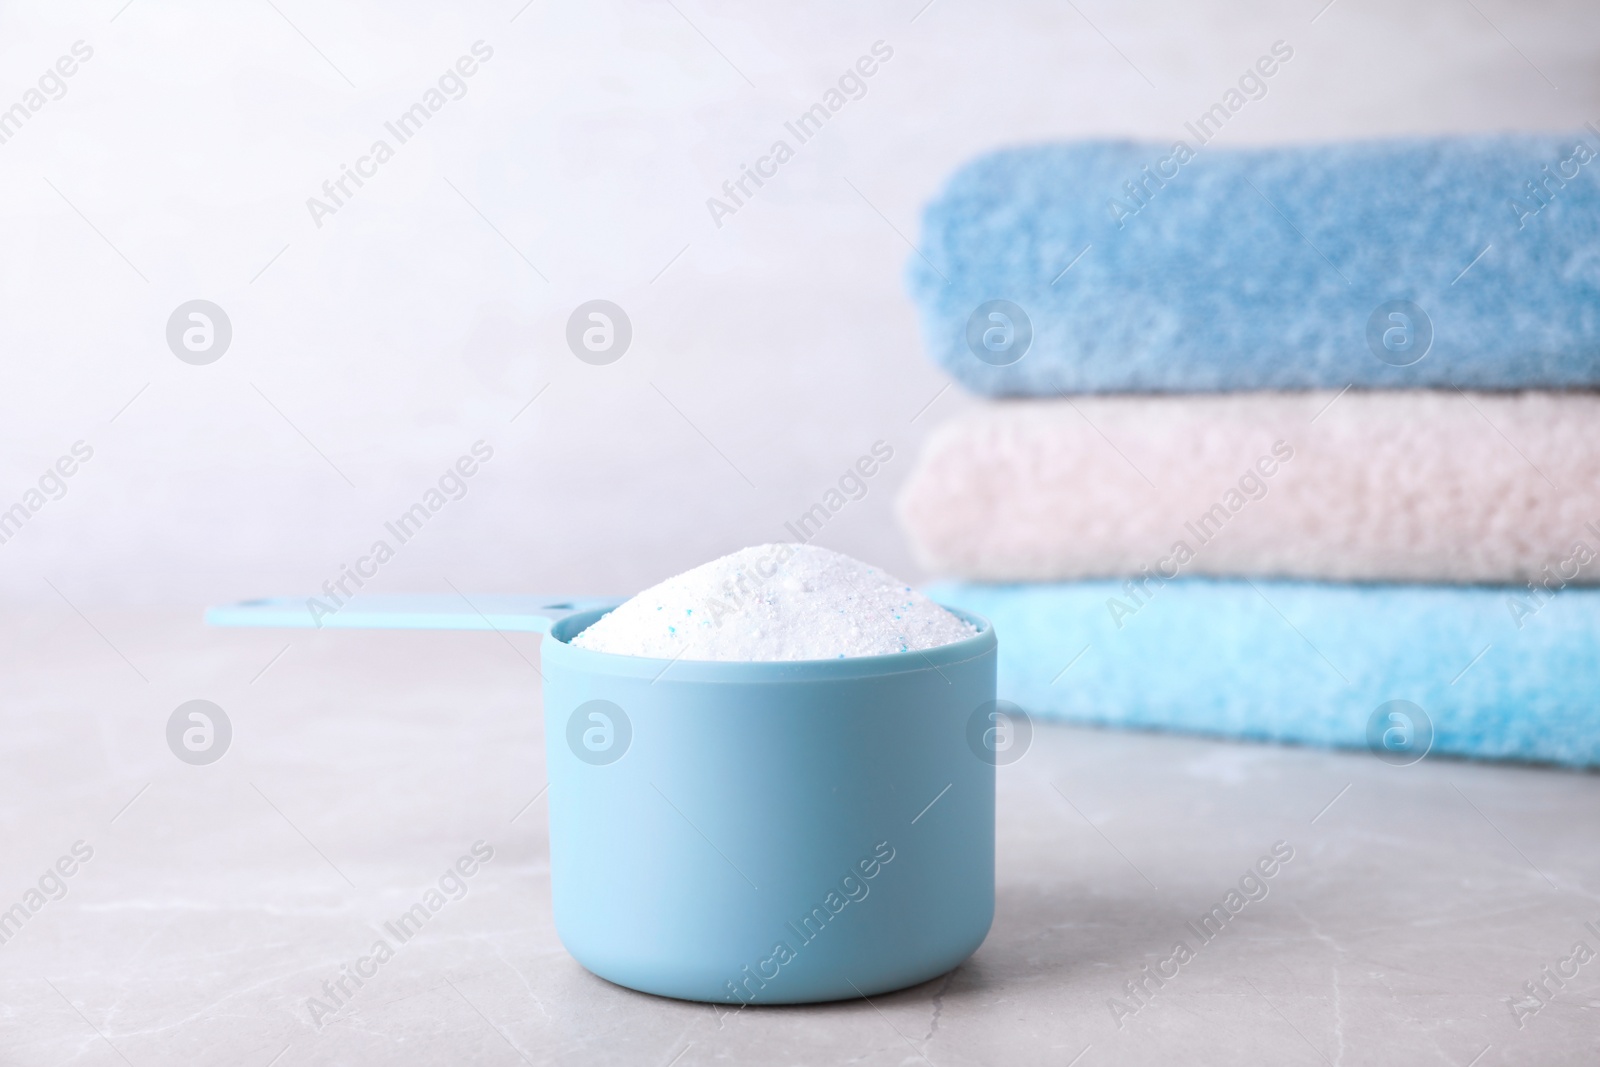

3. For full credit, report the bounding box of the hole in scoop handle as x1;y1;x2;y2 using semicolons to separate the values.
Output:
204;594;620;634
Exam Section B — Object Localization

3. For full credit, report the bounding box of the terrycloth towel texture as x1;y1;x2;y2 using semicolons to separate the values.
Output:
930;580;1600;767
908;132;1600;395
900;391;1600;585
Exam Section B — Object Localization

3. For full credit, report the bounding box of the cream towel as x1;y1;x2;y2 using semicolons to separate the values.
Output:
898;391;1600;585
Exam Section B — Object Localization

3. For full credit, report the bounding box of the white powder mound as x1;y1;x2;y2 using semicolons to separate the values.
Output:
570;544;977;661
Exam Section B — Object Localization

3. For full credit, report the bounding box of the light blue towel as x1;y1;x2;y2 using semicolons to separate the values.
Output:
929;579;1600;767
909;132;1600;395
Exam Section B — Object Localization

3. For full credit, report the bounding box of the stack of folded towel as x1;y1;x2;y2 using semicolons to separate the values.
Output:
899;132;1600;767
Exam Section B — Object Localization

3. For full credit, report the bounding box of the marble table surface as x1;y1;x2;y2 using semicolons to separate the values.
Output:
2;610;1597;1066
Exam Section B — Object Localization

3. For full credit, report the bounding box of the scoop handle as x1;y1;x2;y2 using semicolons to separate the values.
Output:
204;594;621;634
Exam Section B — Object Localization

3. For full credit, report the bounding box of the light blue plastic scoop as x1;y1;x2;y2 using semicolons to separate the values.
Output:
208;592;998;1004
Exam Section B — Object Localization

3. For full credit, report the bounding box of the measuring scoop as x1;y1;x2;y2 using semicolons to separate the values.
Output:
209;593;998;1004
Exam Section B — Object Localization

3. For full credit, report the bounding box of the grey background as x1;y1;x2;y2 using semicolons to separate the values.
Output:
2;0;1597;607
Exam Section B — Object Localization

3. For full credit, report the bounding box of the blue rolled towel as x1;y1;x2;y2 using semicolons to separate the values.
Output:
929;579;1600;767
909;132;1600;394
